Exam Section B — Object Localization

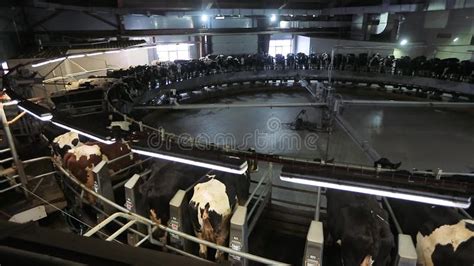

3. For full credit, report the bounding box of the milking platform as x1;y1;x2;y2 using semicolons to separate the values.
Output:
1;59;473;265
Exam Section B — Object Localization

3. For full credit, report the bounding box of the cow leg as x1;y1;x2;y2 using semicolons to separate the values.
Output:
196;232;208;259
150;209;168;250
85;168;96;204
215;234;228;262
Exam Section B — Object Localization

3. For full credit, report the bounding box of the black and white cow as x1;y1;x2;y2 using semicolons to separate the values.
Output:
389;199;474;266
326;190;395;266
52;131;82;159
139;161;211;241
374;157;402;169
188;171;250;262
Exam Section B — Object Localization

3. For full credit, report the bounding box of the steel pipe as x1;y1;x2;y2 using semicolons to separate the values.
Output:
135;102;327;110
343;100;474;108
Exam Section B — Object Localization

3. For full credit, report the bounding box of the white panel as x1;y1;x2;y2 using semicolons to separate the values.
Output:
210;18;253;28
296;36;310;54
124;15;194;30
424;10;449;28
212;35;258;55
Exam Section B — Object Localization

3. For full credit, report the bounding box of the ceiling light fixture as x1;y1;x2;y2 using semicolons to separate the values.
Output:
131;148;248;175
280;175;471;208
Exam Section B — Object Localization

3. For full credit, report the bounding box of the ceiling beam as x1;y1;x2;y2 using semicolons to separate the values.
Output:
31;10;62;28
31;26;351;38
27;0;436;16
83;11;118;28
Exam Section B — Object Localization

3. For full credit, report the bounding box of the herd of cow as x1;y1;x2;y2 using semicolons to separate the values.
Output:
104;53;474;91
41;124;473;266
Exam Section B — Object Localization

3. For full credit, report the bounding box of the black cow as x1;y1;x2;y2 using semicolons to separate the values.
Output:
188;171;250;262
139;161;211;241
389;199;474;266
326;190;395;266
374;157;402;169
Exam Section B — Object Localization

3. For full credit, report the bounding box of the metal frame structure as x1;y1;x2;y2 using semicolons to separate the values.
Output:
2;56;473;265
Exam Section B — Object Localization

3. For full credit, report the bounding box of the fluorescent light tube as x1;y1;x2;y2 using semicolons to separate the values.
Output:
31;61;50;68
67;54;86;59
105;50;120;54
52;122;115;145
18;105;52;121
131;148;247;175
49;57;67;63
86;52;105;56
280;175;471;209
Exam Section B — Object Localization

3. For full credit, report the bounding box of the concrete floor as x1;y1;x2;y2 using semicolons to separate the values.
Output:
143;86;474;264
143;86;474;212
145;87;474;172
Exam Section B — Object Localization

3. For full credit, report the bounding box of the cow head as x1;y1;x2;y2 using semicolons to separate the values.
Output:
52;132;82;159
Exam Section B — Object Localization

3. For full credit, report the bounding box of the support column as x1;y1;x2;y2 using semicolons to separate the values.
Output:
92;161;115;222
124;174;146;246
229;205;248;266
304;220;324;266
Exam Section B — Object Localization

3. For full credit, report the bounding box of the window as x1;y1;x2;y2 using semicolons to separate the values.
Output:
156;44;191;62
269;39;292;57
1;62;8;75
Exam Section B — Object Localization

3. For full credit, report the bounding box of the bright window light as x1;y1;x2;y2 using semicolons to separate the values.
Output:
269;39;292;57
270;14;277;22
201;14;209;22
400;39;408;46
156;43;191;62
1;61;8;74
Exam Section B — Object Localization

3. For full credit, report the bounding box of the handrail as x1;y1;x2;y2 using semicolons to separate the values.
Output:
52;157;287;265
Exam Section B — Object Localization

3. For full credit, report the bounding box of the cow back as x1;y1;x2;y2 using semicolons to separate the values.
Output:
327;190;394;266
93;142;136;172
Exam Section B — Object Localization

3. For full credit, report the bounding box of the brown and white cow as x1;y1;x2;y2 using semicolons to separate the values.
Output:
52;132;82;159
188;171;249;262
53;132;137;202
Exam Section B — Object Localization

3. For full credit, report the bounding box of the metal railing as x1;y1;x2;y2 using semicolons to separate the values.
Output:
51;157;285;265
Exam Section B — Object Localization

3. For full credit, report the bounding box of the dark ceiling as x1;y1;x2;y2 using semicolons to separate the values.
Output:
5;0;427;10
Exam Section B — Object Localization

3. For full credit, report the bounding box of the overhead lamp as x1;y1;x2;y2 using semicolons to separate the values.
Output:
31;57;66;68
67;54;86;59
17;101;53;121
31;61;50;68
86;52;105;57
131;146;248;175
105;50;120;54
400;39;408;46
49;57;66;63
215;15;225;20
52;121;115;145
280;167;471;208
453;37;459;42
270;14;277;22
201;14;209;22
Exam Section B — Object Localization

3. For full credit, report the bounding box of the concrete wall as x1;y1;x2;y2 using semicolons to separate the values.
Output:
211;35;258;55
307;37;396;56
398;8;474;60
